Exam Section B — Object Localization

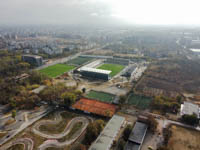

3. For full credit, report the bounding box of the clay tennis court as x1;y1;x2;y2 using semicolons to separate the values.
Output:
72;98;117;117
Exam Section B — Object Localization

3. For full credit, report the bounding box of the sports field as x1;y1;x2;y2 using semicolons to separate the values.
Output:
127;93;152;109
97;63;125;77
39;64;75;78
86;90;115;103
67;57;93;66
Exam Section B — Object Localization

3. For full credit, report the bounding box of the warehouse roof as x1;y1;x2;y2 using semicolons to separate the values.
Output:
89;115;125;150
80;67;111;75
125;141;140;150
72;98;117;117
129;122;148;144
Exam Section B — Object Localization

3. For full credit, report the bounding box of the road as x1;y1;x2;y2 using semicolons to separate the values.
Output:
148;113;200;132
0;138;34;150
35;52;82;70
0;106;52;146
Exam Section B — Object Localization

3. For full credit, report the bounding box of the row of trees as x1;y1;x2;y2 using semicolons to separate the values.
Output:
152;95;181;114
0;50;30;78
0;70;51;108
84;120;105;145
181;114;199;126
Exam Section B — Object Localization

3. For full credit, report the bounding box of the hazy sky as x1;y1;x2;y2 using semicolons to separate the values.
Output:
1;0;200;25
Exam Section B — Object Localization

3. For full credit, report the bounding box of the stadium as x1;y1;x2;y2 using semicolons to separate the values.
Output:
76;55;128;80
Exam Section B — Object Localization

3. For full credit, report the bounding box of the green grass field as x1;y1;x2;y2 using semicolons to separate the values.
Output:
39;64;75;78
86;90;115;103
97;63;125;77
127;94;152;109
67;57;93;66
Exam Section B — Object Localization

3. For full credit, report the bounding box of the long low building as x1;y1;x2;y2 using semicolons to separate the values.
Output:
89;115;125;150
125;121;148;150
79;67;111;80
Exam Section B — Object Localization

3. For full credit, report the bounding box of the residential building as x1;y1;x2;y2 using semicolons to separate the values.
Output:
22;55;43;67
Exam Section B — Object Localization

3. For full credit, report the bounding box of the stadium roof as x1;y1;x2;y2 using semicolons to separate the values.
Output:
72;98;117;117
89;115;125;150
22;54;42;59
180;102;200;118
128;122;148;144
79;67;111;75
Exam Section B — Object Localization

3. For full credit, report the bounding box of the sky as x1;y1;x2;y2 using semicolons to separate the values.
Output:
0;0;200;26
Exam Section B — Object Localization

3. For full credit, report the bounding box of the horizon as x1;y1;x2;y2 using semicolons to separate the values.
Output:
1;0;200;26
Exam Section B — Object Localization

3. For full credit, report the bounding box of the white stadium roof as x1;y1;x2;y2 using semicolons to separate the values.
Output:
79;67;111;75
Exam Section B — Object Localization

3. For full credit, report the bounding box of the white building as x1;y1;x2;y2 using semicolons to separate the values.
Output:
180;102;200;119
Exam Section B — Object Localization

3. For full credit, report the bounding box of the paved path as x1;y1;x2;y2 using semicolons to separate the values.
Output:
38;117;89;150
0;138;34;150
0;107;52;146
148;112;200;131
32;111;89;149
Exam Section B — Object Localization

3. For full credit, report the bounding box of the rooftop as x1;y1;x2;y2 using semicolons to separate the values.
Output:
72;98;117;117
129;122;148;144
89;115;125;150
80;67;111;75
22;54;42;59
181;102;200;118
125;141;140;150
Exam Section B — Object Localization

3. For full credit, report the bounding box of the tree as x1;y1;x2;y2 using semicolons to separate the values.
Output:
95;119;105;134
148;115;158;133
39;83;66;104
119;95;127;105
157;146;169;150
82;88;86;93
182;114;199;126
28;71;49;84
123;125;132;141
85;120;105;145
176;95;182;103
61;92;76;107
12;109;16;120
74;144;86;150
118;139;126;150
163;127;172;145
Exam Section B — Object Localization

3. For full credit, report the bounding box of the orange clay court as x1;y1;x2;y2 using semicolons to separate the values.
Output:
72;98;117;117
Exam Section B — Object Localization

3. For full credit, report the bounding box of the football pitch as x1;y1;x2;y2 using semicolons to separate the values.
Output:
67;57;93;66
97;63;125;77
39;64;75;78
127;94;152;109
86;90;115;103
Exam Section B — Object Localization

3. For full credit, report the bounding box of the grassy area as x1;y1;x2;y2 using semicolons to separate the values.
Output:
168;125;200;150
86;90;115;103
39;111;78;134
39;64;75;78
58;122;83;142
7;144;24;150
127;93;152;109
67;57;93;66
97;63;125;77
